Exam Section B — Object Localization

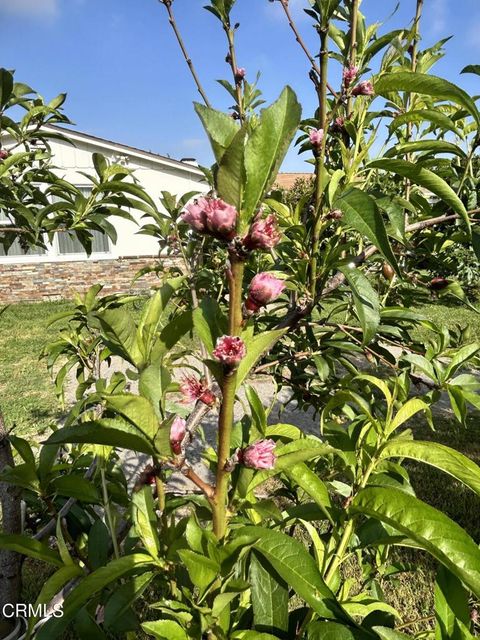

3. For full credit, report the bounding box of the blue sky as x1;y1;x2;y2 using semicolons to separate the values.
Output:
1;0;479;171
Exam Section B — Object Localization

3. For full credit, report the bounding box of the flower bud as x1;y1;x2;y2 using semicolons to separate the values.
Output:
180;375;216;407
181;196;238;240
0;149;9;161
342;65;358;88
170;416;186;455
213;335;246;367
246;272;285;312
309;128;324;147
243;213;281;251
235;67;246;83
240;439;276;470
352;80;374;96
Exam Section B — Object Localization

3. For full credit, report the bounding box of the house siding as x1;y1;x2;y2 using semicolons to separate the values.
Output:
0;255;182;303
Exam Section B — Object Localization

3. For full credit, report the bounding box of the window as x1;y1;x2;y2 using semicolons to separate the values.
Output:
0;211;46;256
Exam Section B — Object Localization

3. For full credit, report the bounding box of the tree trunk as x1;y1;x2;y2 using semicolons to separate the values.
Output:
0;412;22;617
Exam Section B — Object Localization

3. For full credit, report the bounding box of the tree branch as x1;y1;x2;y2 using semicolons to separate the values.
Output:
159;0;212;108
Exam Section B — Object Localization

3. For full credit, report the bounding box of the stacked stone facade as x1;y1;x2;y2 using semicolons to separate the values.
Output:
0;256;181;304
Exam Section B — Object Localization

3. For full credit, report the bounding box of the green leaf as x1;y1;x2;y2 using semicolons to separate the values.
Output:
104;571;154;634
37;554;155;640
217;125;247;210
340;267;380;345
375;72;480;126
379;439;480;498
284;462;334;523
243;87;301;224
461;65;480;76
334;189;400;274
389;109;460;135
51;475;100;503
238;526;350;621
27;565;83;636
97;307;143;367
45;419;156;456
237;329;286;388
177;549;219;592
88;520;110;569
194;102;239;163
132;487;160;558
0;534;62;566
352;487;480;597
435;566;471;640
250;551;289;636
385;398;430;435
142;620;188;640
372;628;411;640
444;342;480;379
385;140;467;159
308;621;370;640
104;394;158;439
0;68;14;109
368;159;470;231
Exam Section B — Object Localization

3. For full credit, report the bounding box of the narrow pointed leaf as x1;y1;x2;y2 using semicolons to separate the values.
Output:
352;487;480;597
335;188;400;274
379;440;480;497
238;526;350;621
375;72;480;126
368;159;469;231
243;86;301;224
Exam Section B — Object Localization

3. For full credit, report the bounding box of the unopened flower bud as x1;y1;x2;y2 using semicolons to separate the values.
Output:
342;65;358;88
239;439;276;470
243;213;281;251
0;149;9;161
246;272;285;312
170;416;186;455
213;335;246;367
352;80;374;96
309;128;324;147
181;196;238;240
235;67;246;83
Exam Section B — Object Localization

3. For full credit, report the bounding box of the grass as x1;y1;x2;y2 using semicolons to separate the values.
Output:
0;300;72;438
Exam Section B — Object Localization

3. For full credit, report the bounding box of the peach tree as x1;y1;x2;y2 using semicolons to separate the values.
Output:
3;1;480;639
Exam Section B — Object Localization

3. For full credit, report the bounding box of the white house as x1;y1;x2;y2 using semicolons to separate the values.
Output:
0;125;207;303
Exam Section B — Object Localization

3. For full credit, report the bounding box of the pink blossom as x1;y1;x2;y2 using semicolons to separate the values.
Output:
180;375;216;406
213;335;246;367
0;149;8;160
309;128;324;147
240;439;277;470
243;213;281;251
170;416;186;454
235;67;246;81
181;197;238;239
246;272;285;312
352;80;374;96
342;65;358;87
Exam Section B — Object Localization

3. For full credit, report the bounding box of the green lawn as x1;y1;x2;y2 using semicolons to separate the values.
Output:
0;300;71;437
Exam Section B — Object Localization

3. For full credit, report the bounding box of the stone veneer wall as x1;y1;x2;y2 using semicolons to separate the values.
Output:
0;256;181;304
